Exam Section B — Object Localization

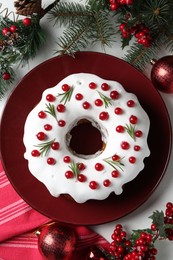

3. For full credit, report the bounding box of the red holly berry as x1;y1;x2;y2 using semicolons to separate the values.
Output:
89;181;98;190
22;17;31;26
36;132;46;140
2;72;11;80
2;27;10;36
89;82;97;89
10;25;17;33
99;111;109;120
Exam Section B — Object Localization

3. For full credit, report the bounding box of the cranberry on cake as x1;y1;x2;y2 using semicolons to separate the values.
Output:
23;73;150;203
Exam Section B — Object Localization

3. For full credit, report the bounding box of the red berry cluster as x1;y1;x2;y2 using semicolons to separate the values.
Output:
109;224;158;259
119;23;151;47
164;202;173;240
109;0;133;11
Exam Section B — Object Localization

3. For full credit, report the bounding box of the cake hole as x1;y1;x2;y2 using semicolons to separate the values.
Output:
66;119;106;159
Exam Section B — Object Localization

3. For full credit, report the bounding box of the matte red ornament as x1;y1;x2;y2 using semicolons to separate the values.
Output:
150;56;173;93
86;246;110;260
36;223;76;260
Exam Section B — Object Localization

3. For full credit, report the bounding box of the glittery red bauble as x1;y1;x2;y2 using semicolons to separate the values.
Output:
37;223;76;260
86;246;109;260
151;56;173;93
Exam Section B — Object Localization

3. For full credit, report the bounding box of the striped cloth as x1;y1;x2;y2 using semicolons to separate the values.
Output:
0;162;110;260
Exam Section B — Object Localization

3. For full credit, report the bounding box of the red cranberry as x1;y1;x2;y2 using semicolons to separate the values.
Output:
75;93;83;100
47;157;56;165
83;101;91;109
99;111;109;120
57;104;65;112
89;181;98;190
112;170;119;177
95;99;103;106
114;107;123;114
36;132;46;140
101;83;110;91
63;156;71;163
129;156;136;163
62;84;70;92
65;171;74;179
127;100;135;107
51;142;60;150
129;115;138;124
44;124;52;131
46;94;55;102
38;111;46;119
116;125;124;133
58;120;66;127
78;174;86;182
103;179;111;187
31;150;40;157
110;90;119;99
89;82;97;89
121;141;130;150
95;163;104;171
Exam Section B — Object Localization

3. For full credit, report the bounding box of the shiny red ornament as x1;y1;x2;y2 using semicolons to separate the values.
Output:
36;223;76;260
86;246;109;260
150;56;173;93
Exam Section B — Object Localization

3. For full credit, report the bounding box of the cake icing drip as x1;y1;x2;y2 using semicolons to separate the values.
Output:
23;73;150;203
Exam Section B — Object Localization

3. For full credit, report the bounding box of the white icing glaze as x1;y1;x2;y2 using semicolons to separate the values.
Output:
23;73;150;203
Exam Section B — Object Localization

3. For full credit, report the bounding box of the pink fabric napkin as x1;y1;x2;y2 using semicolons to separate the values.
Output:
0;162;110;260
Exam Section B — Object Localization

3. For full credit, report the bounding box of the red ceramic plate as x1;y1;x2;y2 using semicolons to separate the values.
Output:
0;52;172;225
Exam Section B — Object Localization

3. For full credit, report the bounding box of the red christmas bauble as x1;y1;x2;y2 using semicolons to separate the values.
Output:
150;56;173;93
22;17;31;26
36;223;76;260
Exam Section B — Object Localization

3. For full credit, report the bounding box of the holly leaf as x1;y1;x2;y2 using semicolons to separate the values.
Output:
149;210;167;238
121;34;133;49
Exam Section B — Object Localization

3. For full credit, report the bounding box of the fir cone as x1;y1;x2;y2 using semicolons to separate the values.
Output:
14;0;42;16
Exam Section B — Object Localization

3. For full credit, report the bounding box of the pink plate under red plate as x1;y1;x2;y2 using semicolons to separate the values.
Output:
0;52;172;225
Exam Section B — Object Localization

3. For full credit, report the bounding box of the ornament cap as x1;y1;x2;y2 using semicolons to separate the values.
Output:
150;59;156;65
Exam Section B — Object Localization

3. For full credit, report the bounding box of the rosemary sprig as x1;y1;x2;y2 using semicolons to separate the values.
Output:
45;103;57;120
124;123;136;140
34;138;56;156
69;160;79;177
97;91;112;108
57;86;74;105
103;155;124;172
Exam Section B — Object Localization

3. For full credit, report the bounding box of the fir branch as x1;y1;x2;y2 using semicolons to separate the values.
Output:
48;2;92;26
56;19;93;56
92;10;115;47
34;139;56;156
